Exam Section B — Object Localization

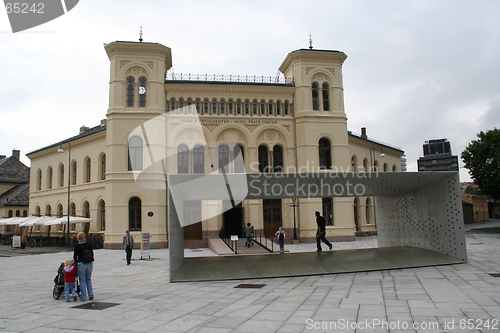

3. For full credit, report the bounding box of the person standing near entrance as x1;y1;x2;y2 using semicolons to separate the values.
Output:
315;211;332;252
275;227;287;253
244;223;254;247
122;230;134;265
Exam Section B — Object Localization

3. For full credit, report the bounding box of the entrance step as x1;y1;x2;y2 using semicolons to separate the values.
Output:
208;238;233;255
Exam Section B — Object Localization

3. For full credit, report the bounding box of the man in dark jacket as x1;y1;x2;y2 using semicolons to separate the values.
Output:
315;211;333;252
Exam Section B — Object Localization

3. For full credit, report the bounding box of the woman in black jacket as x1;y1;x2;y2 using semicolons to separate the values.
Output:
73;232;94;301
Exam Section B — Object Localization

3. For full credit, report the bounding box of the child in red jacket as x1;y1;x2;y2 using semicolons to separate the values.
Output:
63;259;78;302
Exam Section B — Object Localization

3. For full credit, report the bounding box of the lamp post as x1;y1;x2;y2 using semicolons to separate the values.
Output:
290;198;298;240
57;142;71;248
369;146;385;172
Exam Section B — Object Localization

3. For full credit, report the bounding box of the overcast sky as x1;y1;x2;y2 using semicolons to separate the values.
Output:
1;0;499;182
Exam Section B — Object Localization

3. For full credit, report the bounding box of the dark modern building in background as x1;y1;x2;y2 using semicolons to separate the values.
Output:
417;138;459;172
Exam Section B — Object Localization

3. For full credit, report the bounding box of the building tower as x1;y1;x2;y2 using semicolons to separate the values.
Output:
103;41;172;247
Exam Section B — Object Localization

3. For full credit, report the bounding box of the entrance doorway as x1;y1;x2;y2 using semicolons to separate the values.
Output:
263;199;282;238
223;202;243;237
183;201;202;240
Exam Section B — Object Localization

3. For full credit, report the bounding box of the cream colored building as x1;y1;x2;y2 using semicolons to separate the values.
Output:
27;40;404;249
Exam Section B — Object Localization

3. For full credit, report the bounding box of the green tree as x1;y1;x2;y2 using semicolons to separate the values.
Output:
461;128;500;200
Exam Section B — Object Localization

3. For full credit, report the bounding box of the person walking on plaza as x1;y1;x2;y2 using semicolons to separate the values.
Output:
63;259;78;302
73;232;94;301
275;227;287;253
122;230;134;265
244;223;254;247
315;211;333;252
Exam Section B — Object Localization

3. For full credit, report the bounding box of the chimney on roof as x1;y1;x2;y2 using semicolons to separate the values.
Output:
0;155;6;160
12;149;20;160
80;125;89;133
361;127;367;140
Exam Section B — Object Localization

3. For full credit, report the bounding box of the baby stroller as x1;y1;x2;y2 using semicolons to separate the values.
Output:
53;262;80;300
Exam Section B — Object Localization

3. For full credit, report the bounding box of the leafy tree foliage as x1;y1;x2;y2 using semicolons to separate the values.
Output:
461;128;500;200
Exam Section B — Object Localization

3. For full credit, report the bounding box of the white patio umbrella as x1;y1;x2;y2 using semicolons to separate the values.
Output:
18;216;47;227
0;217;28;225
44;216;91;226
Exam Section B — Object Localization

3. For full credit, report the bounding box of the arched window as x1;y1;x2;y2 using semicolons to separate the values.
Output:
99;200;106;231
260;100;266;115
179;98;184;109
36;169;42;191
253;99;258;114
8;210;12;217
57;204;63;217
128;137;143;170
268;100;274;115
363;158;369;172
129;197;142;231
373;161;379;173
244;99;250;114
273;145;283;172
23;210;27;217
351;156;357;171
236;99;241;114
234;145;245;173
15;210;20;217
218;145;230;173
187;98;193;113
220;99;225;115
85;157;91;183
383;163;388;172
228;99;233;114
318;138;331;169
312;82;319;111
284;100;289;115
212;99;217;114
322;82;330;111
47;166;53;189
126;76;135;107
322;198;334;226
138;77;147;107
83;201;90;218
59;164;64;187
193;145;204;174
35;206;41;216
203;98;209;114
276;100;281;115
45;204;52;216
71;161;77;185
195;98;201;114
392;165;397;172
170;98;176;111
258;145;269;173
177;145;189;174
100;154;106;180
70;202;76;216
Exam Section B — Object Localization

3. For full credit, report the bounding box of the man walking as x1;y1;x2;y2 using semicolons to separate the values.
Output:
315;211;332;252
122;230;134;265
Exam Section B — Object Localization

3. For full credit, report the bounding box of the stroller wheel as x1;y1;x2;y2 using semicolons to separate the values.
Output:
53;285;62;300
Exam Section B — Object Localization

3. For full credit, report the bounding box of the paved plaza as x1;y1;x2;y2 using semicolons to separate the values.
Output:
1;222;500;332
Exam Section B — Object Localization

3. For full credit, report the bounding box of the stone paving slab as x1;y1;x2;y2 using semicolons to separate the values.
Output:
0;229;500;332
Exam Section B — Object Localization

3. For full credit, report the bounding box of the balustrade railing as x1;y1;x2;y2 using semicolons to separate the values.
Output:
166;72;293;85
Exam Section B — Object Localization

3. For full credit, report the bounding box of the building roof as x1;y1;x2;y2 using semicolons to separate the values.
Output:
27;123;106;157
0;155;29;184
0;183;29;207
